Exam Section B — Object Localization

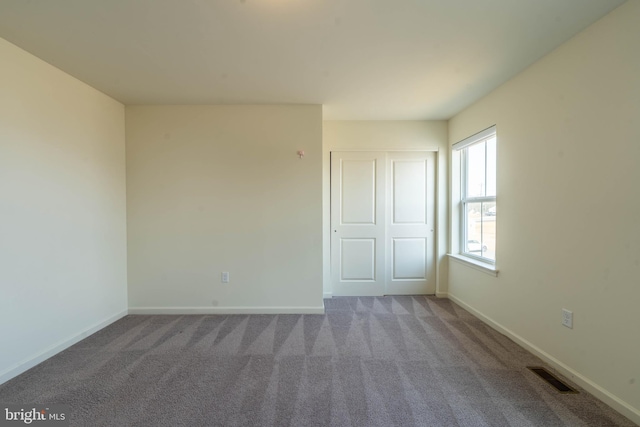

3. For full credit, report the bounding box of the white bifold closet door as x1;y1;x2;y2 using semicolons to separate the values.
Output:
331;151;435;296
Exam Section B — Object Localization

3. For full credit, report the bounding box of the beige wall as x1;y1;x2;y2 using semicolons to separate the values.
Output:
126;105;323;313
323;121;449;296
0;38;127;382
447;2;640;423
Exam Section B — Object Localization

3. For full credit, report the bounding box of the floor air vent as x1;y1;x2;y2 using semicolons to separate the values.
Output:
527;367;578;394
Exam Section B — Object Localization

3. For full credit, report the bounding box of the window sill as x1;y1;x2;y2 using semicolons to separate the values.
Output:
448;253;499;277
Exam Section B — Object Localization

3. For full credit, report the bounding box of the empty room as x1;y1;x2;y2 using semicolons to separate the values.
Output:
0;0;638;426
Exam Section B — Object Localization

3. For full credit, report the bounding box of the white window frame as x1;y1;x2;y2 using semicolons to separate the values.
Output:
454;126;496;265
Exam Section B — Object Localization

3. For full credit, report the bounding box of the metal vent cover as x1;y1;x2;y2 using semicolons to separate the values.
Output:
527;367;578;394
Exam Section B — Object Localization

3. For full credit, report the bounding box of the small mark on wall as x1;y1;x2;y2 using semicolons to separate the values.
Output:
630;378;636;385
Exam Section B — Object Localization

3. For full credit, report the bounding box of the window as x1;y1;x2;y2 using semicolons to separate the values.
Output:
454;126;497;263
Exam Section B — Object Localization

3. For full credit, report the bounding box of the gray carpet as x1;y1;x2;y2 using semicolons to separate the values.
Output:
0;296;635;426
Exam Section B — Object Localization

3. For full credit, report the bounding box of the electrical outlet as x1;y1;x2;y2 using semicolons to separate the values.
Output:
221;272;229;283
562;308;573;329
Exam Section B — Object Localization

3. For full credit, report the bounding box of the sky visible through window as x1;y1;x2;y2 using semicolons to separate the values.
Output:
467;137;496;198
465;137;496;261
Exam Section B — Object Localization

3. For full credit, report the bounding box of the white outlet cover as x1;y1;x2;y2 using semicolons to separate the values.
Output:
562;309;573;329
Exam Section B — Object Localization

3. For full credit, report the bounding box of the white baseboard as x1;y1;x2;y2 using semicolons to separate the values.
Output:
128;306;326;315
447;293;640;426
0;309;128;386
323;292;333;299
435;292;448;298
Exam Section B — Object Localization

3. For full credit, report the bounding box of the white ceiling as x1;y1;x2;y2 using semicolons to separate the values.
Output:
0;0;625;120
